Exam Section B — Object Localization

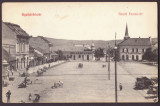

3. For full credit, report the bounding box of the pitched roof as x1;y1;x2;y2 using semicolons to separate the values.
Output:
52;45;87;52
3;22;29;37
118;38;151;46
2;48;16;62
38;36;53;46
29;37;51;54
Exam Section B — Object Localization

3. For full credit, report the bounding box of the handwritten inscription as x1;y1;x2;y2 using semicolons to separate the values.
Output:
119;12;143;16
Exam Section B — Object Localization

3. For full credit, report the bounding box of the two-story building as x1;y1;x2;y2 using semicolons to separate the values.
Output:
118;24;153;61
2;22;30;70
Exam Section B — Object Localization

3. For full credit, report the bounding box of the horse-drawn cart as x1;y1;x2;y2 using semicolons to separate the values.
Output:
78;63;83;68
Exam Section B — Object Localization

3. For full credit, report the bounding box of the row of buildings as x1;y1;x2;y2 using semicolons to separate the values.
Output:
2;22;157;71
2;22;96;71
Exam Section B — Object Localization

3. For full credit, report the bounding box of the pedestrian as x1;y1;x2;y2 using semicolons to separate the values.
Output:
26;65;30;73
28;93;32;101
11;69;13;76
119;83;123;91
24;77;27;87
34;94;40;102
6;90;11;103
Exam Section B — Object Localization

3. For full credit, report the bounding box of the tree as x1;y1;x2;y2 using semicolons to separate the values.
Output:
152;48;158;62
107;47;120;61
55;50;66;60
94;48;104;60
142;48;157;62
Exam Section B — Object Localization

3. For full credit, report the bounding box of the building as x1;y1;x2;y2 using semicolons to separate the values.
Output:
2;22;30;70
29;45;46;66
29;36;53;62
62;43;95;61
118;24;153;61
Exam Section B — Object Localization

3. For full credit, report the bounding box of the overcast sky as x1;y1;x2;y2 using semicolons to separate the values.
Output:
2;2;157;40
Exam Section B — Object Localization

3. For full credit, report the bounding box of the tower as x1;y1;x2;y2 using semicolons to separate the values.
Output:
91;41;95;51
124;24;130;40
91;41;96;61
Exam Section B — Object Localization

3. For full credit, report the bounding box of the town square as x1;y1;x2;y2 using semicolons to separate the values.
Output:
2;2;158;103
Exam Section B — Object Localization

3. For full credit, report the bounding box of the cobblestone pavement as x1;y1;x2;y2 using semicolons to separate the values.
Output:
2;61;158;103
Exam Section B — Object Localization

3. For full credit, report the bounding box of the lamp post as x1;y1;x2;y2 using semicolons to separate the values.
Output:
108;43;110;80
114;32;118;103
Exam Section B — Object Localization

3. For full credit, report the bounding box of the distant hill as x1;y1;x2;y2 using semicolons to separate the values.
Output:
45;37;123;51
44;37;157;51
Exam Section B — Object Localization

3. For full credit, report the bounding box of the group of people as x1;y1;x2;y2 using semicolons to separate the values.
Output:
28;93;40;103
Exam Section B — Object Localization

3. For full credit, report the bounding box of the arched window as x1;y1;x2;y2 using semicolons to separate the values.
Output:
132;55;134;60
136;55;139;61
122;55;125;60
126;55;129;60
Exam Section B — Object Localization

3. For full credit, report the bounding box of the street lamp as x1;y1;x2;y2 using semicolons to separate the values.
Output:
108;43;110;80
114;32;118;103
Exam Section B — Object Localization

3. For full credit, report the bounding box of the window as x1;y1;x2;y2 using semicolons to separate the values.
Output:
23;43;25;52
122;55;125;60
122;49;124;52
16;43;18;52
132;55;134;60
136;55;139;61
21;43;23;52
126;55;129;60
79;55;81;58
132;48;134;52
136;48;138;53
17;58;19;69
21;58;23;68
142;49;145;53
126;48;128;53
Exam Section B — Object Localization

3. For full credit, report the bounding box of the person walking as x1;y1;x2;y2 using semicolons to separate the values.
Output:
24;76;27;87
119;83;123;91
6;90;11;103
28;93;32;101
11;69;13;76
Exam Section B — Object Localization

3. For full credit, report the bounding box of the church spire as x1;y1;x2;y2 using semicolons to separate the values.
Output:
124;23;130;40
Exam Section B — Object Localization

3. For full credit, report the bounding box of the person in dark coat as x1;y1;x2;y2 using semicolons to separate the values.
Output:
24;77;27;87
119;83;123;91
28;93;32;101
6;90;11;103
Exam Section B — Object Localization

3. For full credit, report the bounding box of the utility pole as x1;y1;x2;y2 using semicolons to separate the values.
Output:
115;32;118;103
108;43;110;80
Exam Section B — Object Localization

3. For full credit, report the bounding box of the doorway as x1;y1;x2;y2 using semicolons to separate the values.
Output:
87;55;89;60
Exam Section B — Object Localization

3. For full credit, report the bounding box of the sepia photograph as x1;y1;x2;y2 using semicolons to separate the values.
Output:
2;2;158;103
